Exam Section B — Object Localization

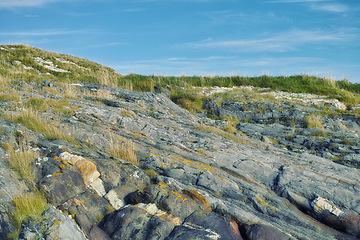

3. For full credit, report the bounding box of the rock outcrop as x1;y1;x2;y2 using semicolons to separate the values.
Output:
0;79;360;240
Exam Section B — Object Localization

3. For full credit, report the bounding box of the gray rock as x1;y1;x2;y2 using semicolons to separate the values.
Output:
99;205;176;240
185;210;243;240
242;224;292;240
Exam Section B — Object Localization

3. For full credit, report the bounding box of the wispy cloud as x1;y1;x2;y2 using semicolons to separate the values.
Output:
309;2;349;13
265;0;350;14
266;0;327;3
184;29;356;52
111;55;322;76
0;29;102;36
82;42;128;49
0;0;56;8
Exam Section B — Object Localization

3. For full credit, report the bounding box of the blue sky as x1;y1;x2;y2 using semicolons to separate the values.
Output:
1;0;359;82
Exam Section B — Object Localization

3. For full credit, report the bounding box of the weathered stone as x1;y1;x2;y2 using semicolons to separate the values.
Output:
19;206;87;240
185;210;243;240
242;224;292;240
59;151;100;186
99;205;176;240
38;167;86;206
105;189;125;210
165;222;221;240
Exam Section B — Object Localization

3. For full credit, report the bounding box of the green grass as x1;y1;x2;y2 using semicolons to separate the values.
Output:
25;97;47;111
107;136;139;166
8;191;48;240
4;108;76;143
2;44;360;109
195;124;249;145
2;143;38;186
0;93;21;101
306;114;324;128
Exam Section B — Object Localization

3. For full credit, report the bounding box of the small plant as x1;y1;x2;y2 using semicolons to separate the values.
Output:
2;143;38;186
313;129;328;137
25;97;47;111
0;93;21;101
120;109;136;119
8;190;48;240
4;109;76;143
47;98;77;117
306;114;324;129
143;169;159;178
195;125;249;145
107;136;139;166
12;191;48;225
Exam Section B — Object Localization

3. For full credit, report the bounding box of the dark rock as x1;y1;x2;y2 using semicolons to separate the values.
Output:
99;205;176;240
165;223;221;240
242;224;291;240
38;165;87;206
185;210;243;240
203;98;220;117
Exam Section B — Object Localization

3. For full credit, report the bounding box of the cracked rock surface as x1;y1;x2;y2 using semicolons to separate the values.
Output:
0;81;359;240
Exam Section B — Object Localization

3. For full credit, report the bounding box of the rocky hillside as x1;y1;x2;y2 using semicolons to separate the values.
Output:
0;45;360;240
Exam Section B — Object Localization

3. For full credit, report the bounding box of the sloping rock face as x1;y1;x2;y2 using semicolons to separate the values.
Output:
0;81;360;240
202;97;360;168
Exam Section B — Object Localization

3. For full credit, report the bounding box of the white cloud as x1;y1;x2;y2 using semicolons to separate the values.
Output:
0;29;101;36
309;2;349;13
265;0;350;14
184;29;356;52
0;0;56;7
265;0;328;3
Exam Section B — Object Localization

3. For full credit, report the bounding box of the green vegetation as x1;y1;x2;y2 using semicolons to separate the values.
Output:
25;97;47;111
107;135;139;166
8;191;48;240
0;44;119;86
2;44;360;110
195;124;249;145
120;109;137;119
4;109;76;143
0;93;21;101
2;143;38;186
306;114;324;129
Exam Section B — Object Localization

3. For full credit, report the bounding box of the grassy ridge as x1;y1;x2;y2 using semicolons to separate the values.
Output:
1;44;360;107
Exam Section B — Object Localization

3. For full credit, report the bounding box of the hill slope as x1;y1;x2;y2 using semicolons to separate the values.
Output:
0;45;360;240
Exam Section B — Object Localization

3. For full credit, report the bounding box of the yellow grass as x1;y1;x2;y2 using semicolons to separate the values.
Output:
4;108;76;143
2;143;38;185
107;136;139;166
306;114;324;128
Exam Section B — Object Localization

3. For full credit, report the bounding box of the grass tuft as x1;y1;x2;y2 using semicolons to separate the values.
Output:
8;190;48;239
306;114;324;128
4;108;76;143
12;191;48;226
107;136;139;166
25;97;47;111
2;143;38;186
195;124;249;145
